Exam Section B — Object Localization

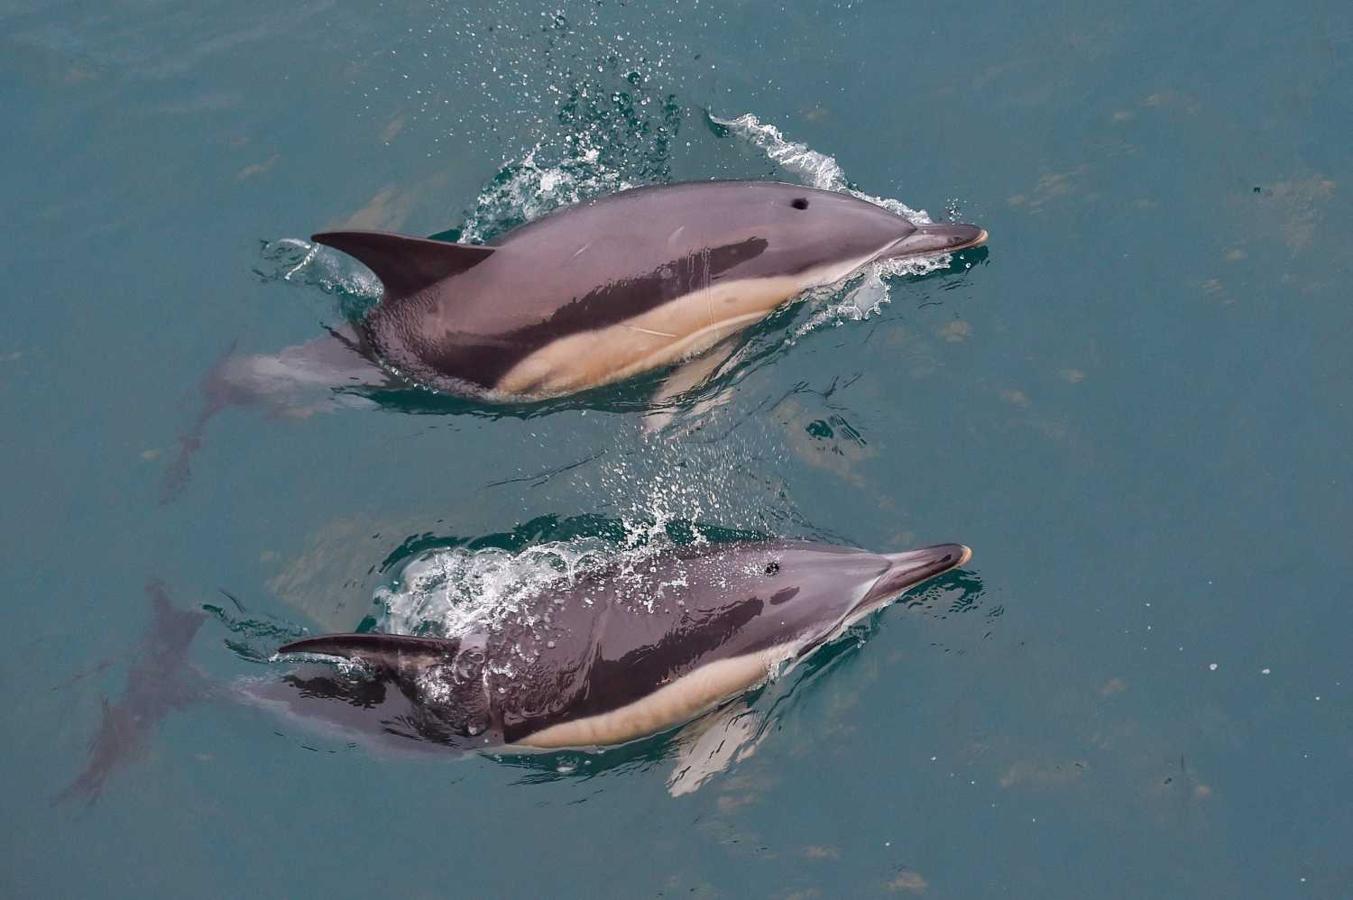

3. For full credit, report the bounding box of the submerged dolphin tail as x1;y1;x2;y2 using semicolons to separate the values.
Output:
159;326;393;505
56;581;206;805
310;231;495;301
159;340;240;505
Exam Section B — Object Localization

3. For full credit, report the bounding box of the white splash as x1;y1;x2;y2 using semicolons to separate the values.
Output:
375;427;792;636
711;112;955;329
712;113;850;192
710;112;933;223
376;541;610;638
460;141;634;243
258;237;382;300
377;514;700;638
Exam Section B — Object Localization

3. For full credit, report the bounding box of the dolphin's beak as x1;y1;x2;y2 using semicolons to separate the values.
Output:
859;543;972;609
885;223;987;259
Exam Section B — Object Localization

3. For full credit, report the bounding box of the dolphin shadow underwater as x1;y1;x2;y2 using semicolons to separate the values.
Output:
162;181;987;501
56;581;207;805
60;540;979;801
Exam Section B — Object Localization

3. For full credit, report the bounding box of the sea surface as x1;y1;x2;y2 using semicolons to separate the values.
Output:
3;1;1351;897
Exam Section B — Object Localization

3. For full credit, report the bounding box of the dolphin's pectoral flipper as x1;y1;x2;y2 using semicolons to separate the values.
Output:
644;337;740;434
666;699;767;797
278;633;460;683
310;231;495;300
656;337;740;403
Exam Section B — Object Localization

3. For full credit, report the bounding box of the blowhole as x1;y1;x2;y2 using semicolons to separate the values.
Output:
791;197;809;210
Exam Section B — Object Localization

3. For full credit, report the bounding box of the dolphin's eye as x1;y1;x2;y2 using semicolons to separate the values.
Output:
791;198;809;210
764;561;780;575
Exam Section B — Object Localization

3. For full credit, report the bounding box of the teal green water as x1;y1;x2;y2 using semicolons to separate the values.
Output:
4;1;1352;896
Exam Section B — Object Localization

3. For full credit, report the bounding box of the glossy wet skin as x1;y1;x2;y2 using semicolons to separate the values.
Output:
347;182;986;398
269;540;970;751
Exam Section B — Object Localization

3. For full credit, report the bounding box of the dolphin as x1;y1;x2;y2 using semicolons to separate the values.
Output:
313;181;987;400
162;181;984;500
258;540;971;752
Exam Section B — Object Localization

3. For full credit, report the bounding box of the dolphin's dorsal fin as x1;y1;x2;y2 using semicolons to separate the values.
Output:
310;231;495;300
278;633;459;676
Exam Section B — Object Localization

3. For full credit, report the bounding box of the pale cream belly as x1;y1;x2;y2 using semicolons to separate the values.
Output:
495;274;806;398
515;643;794;749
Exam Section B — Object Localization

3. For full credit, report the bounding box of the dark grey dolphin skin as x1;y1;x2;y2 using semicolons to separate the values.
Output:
259;540;971;752
314;181;986;400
